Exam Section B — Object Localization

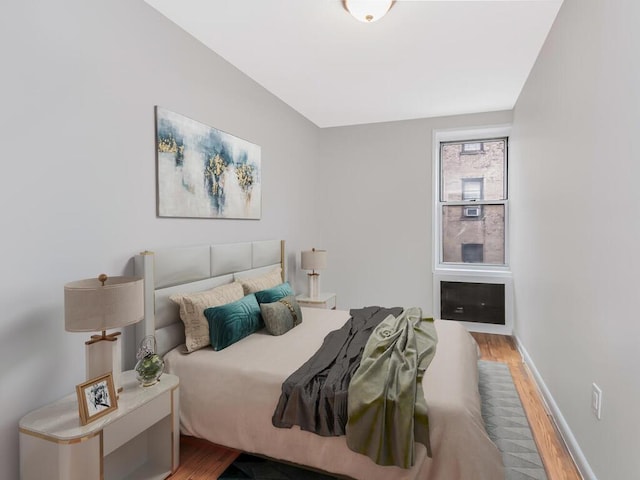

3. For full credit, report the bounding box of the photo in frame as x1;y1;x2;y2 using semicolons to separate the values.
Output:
155;106;262;219
76;373;118;425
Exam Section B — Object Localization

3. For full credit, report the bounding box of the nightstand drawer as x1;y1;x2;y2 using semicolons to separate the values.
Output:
103;390;170;456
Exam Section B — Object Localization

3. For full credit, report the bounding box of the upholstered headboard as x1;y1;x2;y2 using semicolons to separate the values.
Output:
133;240;285;357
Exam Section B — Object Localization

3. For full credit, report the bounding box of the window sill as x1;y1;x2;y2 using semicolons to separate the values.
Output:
434;266;512;278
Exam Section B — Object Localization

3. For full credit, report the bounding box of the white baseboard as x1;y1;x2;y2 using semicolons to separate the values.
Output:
513;336;597;480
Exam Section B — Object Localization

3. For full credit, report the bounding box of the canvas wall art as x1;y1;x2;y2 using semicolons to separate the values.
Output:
155;107;261;219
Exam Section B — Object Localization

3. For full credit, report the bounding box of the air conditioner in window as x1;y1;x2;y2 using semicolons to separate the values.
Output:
464;206;480;217
433;272;514;335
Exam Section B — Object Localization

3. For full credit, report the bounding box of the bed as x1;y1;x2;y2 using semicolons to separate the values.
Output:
133;240;504;480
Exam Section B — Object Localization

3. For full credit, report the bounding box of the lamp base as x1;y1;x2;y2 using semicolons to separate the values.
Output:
85;332;123;392
308;273;320;299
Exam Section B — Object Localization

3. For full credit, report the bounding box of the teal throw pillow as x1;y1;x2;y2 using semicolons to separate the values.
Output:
254;282;294;304
204;294;263;351
259;295;303;336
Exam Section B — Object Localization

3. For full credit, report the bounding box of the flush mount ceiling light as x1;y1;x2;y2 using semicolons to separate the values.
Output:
343;0;395;23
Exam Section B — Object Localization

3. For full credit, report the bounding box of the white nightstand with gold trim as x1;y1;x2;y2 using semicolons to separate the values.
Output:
19;371;179;480
296;292;337;310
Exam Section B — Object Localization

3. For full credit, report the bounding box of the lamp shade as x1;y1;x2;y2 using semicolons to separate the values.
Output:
301;249;327;272
65;275;144;332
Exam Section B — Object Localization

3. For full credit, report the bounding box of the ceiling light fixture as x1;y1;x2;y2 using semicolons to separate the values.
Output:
343;0;395;23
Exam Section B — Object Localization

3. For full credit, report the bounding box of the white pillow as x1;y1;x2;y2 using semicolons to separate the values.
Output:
240;267;283;295
170;282;244;352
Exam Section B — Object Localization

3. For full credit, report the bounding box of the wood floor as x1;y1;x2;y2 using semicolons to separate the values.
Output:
171;435;240;480
470;332;582;480
171;333;582;480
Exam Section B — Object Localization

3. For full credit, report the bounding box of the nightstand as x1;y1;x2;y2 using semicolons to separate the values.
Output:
296;292;337;310
19;371;179;480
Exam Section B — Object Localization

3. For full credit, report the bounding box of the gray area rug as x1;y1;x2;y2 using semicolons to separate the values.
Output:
478;360;547;480
220;361;547;479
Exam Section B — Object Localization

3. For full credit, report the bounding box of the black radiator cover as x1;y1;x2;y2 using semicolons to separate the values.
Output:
440;281;505;325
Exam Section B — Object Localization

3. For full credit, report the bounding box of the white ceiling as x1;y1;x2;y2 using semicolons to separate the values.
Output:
144;0;563;128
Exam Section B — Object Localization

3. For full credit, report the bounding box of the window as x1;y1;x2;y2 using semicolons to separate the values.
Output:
461;142;484;154
436;134;508;267
461;178;483;201
461;178;483;219
461;243;484;263
463;206;481;218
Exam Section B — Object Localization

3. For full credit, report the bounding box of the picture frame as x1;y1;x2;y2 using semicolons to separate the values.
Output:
155;106;262;219
76;373;118;425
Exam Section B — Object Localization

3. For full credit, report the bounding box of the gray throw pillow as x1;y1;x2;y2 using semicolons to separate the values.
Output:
259;295;303;336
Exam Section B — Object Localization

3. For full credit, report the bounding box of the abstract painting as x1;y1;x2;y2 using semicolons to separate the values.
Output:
155;107;261;219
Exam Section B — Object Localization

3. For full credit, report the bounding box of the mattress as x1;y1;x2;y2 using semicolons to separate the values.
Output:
164;308;504;480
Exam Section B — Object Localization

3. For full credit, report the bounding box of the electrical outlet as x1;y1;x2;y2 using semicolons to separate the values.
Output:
591;383;602;420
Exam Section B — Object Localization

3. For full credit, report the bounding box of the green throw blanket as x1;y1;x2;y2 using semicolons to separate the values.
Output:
346;307;438;468
272;306;403;436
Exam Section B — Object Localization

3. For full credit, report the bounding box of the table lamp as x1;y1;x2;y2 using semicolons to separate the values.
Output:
65;274;144;392
301;248;327;299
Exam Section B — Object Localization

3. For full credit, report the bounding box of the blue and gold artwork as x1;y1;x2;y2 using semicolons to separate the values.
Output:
155;107;261;219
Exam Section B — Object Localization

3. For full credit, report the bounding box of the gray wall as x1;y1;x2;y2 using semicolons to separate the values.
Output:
510;0;640;478
0;1;320;478
318;111;512;312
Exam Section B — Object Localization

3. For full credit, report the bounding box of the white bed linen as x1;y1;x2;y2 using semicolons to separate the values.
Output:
164;308;504;480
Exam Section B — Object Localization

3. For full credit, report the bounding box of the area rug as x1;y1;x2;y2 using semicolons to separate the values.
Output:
478;360;547;480
219;360;546;480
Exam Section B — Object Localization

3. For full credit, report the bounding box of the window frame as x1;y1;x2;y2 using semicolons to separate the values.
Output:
433;125;511;273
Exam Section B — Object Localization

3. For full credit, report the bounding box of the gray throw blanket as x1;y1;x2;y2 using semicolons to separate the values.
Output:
272;306;403;436
346;307;438;468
